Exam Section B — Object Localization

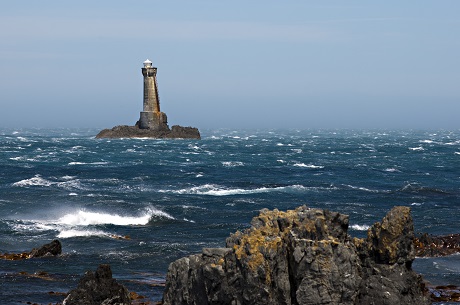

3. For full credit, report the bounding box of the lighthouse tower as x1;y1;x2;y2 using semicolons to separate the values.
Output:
138;59;169;130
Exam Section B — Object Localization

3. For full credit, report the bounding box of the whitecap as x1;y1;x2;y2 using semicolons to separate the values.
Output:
350;224;370;231
293;163;324;169
344;184;380;193
57;229;109;239
276;143;284;146
411;202;423;206
384;168;400;173
291;149;302;153
12;175;53;187
9;156;24;161
162;184;330;196
57;207;173;226
69;193;78;196
196;173;204;177
455;152;460;155
409;147;424;151
68;161;109;165
277;160;286;163
222;161;244;167
419;140;434;144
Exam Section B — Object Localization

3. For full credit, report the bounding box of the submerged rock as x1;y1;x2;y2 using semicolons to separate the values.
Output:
1;239;62;260
95;125;200;139
162;206;430;305
63;264;131;305
415;233;460;257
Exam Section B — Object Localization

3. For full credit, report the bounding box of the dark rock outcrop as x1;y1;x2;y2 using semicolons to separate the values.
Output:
95;125;200;139
63;264;131;305
162;206;430;305
415;233;460;257
1;239;62;260
29;239;62;258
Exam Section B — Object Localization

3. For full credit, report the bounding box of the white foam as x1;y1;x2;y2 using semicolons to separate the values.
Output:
57;207;173;226
222;161;244;167
350;224;370;231
344;184;380;193
68;162;109;165
57;229;109;238
293;163;324;169
12;175;53;187
162;184;327;196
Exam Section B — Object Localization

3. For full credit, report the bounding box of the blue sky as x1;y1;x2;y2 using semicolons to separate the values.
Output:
1;1;459;129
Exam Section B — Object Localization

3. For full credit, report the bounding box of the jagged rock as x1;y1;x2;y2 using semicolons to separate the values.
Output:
63;264;131;305
95;124;200;139
162;206;430;305
29;239;62;258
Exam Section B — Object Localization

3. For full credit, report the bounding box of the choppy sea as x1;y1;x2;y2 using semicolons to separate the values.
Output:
0;128;459;304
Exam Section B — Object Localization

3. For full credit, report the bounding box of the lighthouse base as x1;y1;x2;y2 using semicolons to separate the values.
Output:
138;111;169;131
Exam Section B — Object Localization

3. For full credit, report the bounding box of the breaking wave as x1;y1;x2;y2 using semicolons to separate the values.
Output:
160;184;335;196
293;163;324;169
350;224;370;231
58;207;174;226
12;175;53;187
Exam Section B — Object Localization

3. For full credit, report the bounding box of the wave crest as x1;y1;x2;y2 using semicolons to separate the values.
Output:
58;208;174;226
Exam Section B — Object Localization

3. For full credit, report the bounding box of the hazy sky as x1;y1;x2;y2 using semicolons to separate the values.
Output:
1;1;459;129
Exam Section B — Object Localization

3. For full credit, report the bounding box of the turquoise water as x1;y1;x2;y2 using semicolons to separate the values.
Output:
0;128;459;303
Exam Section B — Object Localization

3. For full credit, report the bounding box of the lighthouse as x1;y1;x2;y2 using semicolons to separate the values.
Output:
95;58;200;139
138;59;169;130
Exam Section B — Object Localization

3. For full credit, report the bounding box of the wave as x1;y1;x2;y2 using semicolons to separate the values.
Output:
68;162;109;165
12;175;53;187
57;228;109;238
12;175;85;190
399;183;449;195
293;163;324;169
222;161;244;167
57;207;174;226
160;184;334;196
350;224;370;231
343;184;383;193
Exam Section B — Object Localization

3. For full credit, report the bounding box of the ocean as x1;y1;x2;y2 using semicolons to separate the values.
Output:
0;128;459;304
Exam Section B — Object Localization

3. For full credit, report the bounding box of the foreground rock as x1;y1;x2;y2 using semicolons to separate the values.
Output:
95;125;200;139
163;206;430;305
1;239;62;260
63;264;131;305
415;233;460;257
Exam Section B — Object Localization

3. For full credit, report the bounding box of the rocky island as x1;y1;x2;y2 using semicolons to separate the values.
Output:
96;59;200;139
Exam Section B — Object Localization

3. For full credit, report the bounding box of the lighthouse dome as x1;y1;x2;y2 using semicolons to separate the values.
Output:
143;59;153;68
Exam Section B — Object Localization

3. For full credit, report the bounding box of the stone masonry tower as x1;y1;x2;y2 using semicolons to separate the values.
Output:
138;59;169;130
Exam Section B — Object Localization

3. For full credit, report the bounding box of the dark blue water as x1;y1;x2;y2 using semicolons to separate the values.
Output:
1;128;459;304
